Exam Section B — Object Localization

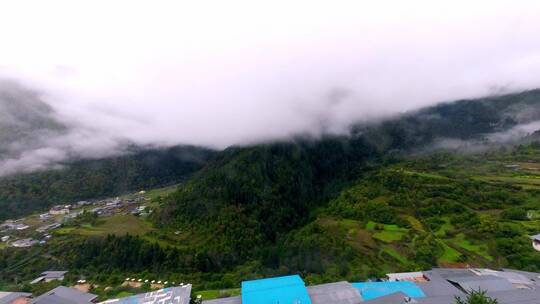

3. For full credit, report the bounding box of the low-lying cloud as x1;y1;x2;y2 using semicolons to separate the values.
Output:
1;1;540;175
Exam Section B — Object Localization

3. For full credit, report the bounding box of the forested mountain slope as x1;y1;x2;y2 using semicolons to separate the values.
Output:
155;89;540;271
2;89;539;221
1;89;540;295
0;146;215;220
357;89;540;151
2;143;540;294
0;80;217;220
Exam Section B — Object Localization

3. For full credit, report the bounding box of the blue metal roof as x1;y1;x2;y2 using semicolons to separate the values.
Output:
352;281;426;300
241;275;312;304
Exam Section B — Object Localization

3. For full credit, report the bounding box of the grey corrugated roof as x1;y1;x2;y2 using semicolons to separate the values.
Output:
501;269;540;284
415;295;456;304
361;292;410;304
41;271;67;278
417;281;464;297
446;275;515;293
0;292;31;304
32;294;82;304
31;286;97;304
472;269;534;286
421;270;447;283
202;296;242;304
416;290;540;304
426;268;475;280
307;281;363;304
487;289;540;304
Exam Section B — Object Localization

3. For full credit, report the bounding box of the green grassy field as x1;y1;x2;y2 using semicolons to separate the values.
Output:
367;222;409;243
71;215;154;236
114;291;136;298
438;240;462;263
434;217;454;237
404;215;424;231
145;185;179;200
373;230;406;242
451;233;492;261
380;246;410;264
401;170;449;180
195;288;241;300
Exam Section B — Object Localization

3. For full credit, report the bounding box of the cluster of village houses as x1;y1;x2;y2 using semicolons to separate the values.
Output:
3;188;540;303
0;191;150;249
0;269;192;304
3;266;540;304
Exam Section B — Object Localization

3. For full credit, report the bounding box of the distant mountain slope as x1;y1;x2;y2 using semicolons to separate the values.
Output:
527;129;540;141
1;91;540;291
156;89;540;269
358;89;540;152
0;80;217;220
4;143;539;292
0;80;66;158
0;146;215;220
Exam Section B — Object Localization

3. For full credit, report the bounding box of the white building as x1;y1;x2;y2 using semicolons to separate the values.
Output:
30;271;68;284
530;234;540;251
15;224;30;230
11;238;38;248
49;205;70;215
386;271;427;282
39;213;51;220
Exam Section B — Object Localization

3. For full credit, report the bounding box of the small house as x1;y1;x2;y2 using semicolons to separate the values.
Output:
530;234;540;251
77;201;91;206
11;239;37;248
30;271;68;284
49;206;70;215
39;213;51;221
36;223;61;233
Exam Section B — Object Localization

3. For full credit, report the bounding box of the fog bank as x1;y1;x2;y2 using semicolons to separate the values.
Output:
1;1;540;174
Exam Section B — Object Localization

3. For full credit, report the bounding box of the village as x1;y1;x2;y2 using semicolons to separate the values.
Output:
0;191;151;249
2;266;540;303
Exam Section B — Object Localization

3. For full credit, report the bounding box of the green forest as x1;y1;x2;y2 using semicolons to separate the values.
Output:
0;145;214;220
1;143;540;298
1;90;540;299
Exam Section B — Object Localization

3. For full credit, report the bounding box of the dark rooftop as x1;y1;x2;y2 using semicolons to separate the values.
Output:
31;286;97;304
446;275;515;293
307;281;363;304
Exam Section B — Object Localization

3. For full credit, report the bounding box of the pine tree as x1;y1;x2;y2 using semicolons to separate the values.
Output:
455;290;498;304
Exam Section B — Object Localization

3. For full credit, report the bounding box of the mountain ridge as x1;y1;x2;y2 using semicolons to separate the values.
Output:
1;90;540;294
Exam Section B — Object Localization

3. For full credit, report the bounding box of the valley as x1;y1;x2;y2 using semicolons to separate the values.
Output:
1;143;540;301
0;90;540;302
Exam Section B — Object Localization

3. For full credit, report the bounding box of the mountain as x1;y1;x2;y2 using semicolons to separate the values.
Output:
0;80;66;158
357;89;540;152
1;89;540;295
0;80;216;220
0;146;215;220
156;89;540;265
2;143;540;296
527;129;540;141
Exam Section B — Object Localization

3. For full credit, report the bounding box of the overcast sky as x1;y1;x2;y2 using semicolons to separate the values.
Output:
1;0;540;157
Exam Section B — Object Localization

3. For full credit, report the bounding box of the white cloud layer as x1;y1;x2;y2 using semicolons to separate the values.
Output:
1;0;540;166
